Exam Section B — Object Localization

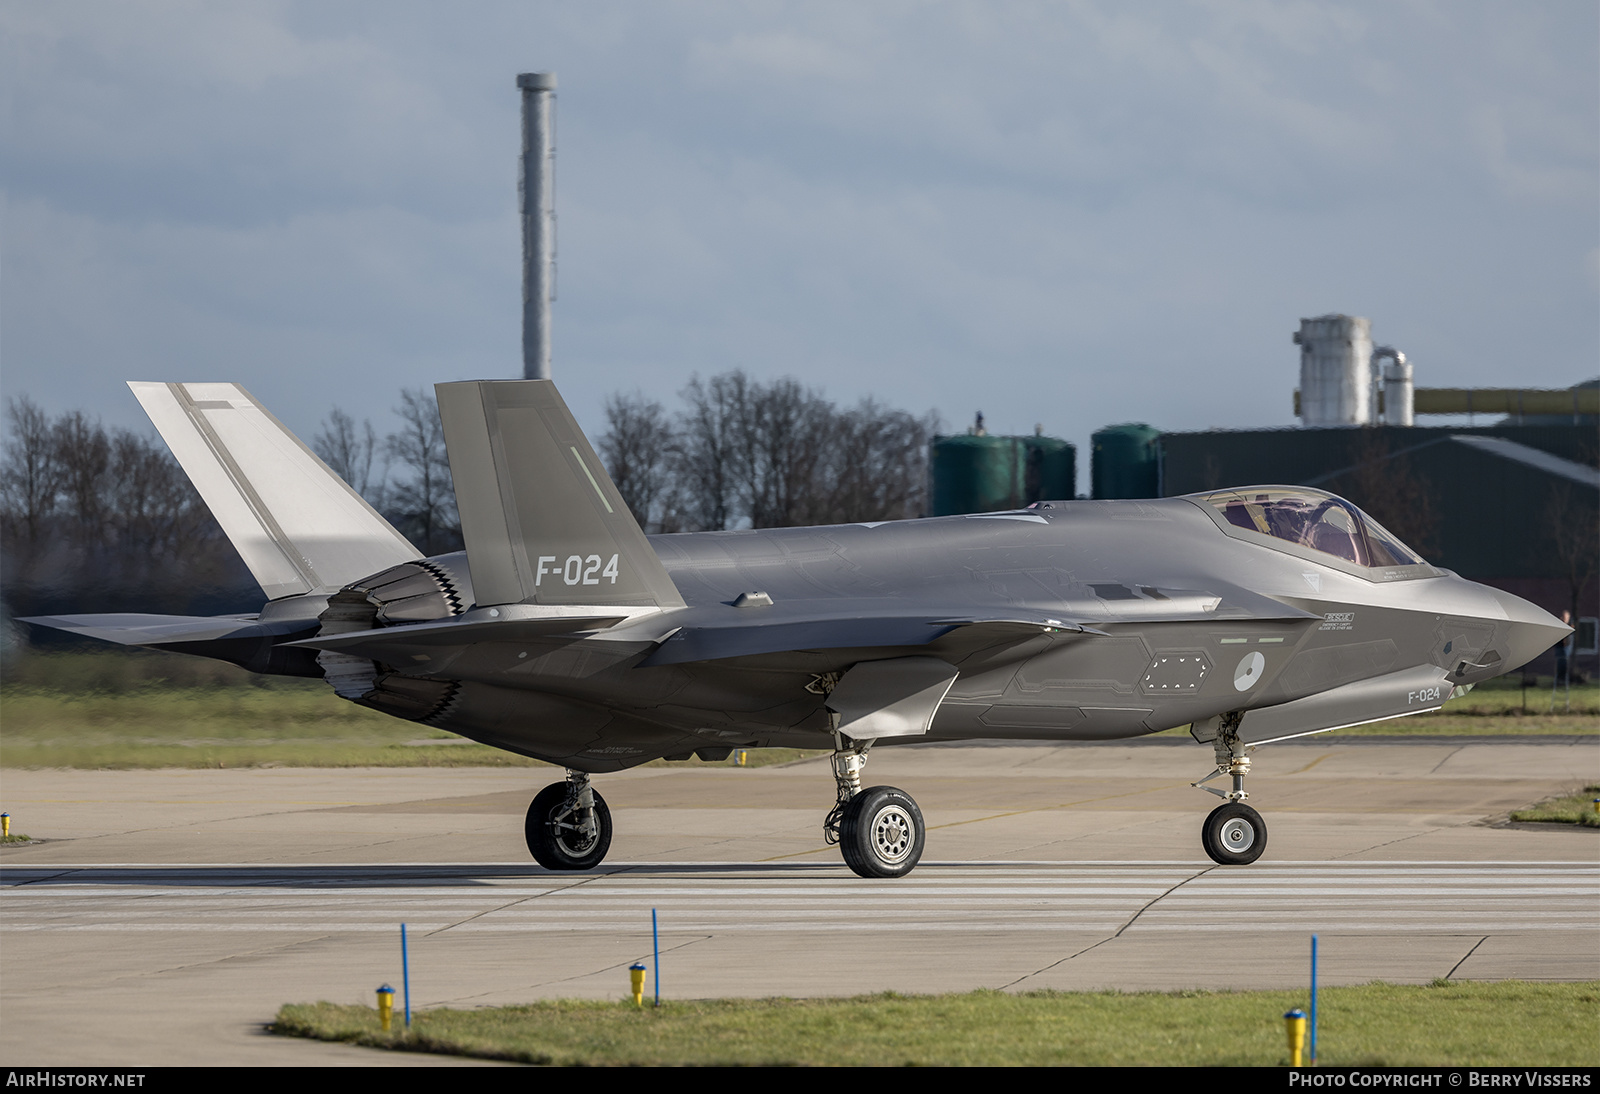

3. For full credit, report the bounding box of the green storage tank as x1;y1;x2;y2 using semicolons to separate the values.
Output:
931;433;1076;515
1091;423;1161;499
1021;435;1075;506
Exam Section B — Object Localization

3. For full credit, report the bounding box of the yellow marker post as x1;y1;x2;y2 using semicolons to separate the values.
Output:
629;963;647;1007
735;750;747;767
1284;1008;1307;1067
2;813;9;838
377;984;395;1032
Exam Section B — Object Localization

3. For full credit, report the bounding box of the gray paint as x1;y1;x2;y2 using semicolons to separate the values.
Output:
826;656;961;739
127;381;420;598
436;380;685;611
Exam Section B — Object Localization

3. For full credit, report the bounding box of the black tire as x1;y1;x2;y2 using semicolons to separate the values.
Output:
839;786;925;879
1202;802;1266;866
525;782;612;870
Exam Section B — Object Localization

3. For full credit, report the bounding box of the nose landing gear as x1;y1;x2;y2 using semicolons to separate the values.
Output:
1191;712;1267;866
1201;801;1267;866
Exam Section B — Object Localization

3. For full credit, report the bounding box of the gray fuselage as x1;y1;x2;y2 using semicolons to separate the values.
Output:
331;494;1562;772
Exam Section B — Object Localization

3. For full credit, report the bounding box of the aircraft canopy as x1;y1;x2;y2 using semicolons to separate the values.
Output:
1188;487;1423;569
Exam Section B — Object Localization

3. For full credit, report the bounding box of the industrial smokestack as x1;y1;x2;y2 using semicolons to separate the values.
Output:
518;72;556;380
1372;346;1414;426
1293;314;1373;427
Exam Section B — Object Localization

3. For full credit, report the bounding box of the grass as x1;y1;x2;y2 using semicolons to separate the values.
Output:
0;649;820;770
272;981;1600;1067
1;650;1592;769
1440;674;1599;716
1511;784;1600;828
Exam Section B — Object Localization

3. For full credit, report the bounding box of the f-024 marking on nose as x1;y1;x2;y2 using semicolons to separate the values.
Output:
536;554;620;586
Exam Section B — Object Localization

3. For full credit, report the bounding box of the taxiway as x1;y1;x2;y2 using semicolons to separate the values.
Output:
2;737;1595;1065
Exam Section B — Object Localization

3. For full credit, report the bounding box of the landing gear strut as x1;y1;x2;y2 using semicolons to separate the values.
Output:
1191;713;1267;866
825;735;925;878
525;770;613;871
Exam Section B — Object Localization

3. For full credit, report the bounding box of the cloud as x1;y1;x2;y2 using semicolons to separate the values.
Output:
1;0;1594;459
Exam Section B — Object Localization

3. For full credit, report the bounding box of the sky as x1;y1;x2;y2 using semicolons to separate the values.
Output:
2;1;1595;493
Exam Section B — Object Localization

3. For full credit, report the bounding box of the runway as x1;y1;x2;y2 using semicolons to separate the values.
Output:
2;737;1596;1065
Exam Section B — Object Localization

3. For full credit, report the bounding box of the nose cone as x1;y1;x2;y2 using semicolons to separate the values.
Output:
1493;589;1573;673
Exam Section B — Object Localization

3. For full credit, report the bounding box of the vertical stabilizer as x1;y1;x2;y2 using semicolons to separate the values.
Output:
436;379;685;610
130;382;421;598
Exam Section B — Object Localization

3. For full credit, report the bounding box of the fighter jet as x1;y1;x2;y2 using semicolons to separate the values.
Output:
23;380;1570;878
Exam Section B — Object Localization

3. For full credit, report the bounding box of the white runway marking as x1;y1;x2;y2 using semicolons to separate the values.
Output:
6;857;1593;934
3;862;1594;936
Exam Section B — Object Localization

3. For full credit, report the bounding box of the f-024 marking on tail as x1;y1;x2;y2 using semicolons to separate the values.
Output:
435;380;685;611
536;554;621;586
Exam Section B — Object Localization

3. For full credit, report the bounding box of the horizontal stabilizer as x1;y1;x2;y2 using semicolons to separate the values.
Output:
18;612;315;647
18;611;324;676
287;609;635;660
130;382;420;598
435;380;685;611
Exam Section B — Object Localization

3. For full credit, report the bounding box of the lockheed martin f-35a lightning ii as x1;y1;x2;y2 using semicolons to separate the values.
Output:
23;380;1570;877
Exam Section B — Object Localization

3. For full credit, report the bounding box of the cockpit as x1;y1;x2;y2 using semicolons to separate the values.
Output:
1185;487;1425;570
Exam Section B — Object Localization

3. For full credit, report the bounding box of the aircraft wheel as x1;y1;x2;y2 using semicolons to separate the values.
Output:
840;786;925;879
525;782;612;870
1202;802;1266;866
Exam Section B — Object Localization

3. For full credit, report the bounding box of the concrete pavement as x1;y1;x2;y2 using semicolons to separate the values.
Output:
2;736;1595;1066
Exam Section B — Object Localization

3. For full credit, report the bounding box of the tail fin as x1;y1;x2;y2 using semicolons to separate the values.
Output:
130;382;421;599
435;379;685;610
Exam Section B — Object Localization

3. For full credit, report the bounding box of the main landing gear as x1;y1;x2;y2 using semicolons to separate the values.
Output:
1191;713;1267;866
824;737;926;878
525;770;613;870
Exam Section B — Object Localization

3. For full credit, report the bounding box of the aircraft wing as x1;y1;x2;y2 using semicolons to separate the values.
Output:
641;610;1100;666
641;581;1316;667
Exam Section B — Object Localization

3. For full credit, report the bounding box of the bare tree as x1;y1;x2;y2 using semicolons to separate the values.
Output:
1544;482;1599;628
622;372;935;531
1;399;245;615
105;428;207;564
739;378;834;528
1;397;60;547
384;388;459;554
313;407;385;507
51;410;112;553
820;400;935;524
672;372;752;531
598;391;673;531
